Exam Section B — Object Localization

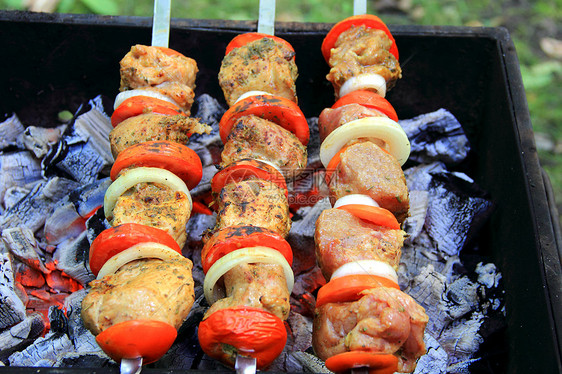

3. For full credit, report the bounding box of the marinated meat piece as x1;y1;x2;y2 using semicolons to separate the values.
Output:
141;81;195;113
204;262;290;320
220;115;307;179
120;44;198;91
109;113;211;157
81;256;195;335
215;179;291;238
318;103;386;142
315;208;404;280
312;287;428;373
326;26;402;98
111;182;191;248
328;141;409;223
219;38;298;106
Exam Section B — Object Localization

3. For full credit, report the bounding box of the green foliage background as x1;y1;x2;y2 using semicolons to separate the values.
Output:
2;0;562;220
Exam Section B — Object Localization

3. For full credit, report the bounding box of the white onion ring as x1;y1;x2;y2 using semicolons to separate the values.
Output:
96;242;184;280
331;259;398;284
234;90;273;104
204;246;294;305
339;73;387;98
114;89;180;110
254;158;284;177
104;167;192;221
319;117;410;167
333;194;380;209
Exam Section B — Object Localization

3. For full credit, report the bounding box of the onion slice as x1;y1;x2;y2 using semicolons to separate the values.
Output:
114;89;180;110
333;194;380;209
97;242;185;279
204;246;294;305
339;73;387;98
331;259;399;284
234;90;273;104
104;167;191;221
254;158;284;177
319;116;410;167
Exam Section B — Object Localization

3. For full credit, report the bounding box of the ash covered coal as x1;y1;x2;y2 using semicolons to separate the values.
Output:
0;95;504;372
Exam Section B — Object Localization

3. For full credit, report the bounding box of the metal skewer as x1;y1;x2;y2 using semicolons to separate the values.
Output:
121;357;143;374
353;0;367;15
152;0;172;47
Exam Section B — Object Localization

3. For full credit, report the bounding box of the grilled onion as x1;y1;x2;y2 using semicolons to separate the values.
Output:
333;194;380;209
114;89;180;110
331;259;399;284
339;73;387;98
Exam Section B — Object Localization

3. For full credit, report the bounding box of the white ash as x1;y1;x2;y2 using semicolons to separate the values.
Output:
8;332;73;367
0;313;45;360
0;114;25;149
0;253;26;330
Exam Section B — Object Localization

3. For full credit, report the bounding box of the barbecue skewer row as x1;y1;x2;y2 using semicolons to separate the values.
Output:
80;44;212;369
197;32;309;370
312;15;429;373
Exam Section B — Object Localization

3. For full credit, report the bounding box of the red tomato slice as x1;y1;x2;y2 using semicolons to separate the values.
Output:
332;90;399;122
110;140;203;190
316;274;400;308
198;306;287;369
201;225;293;273
219;94;309;146
111;96;182;127
325;352;399;374
211;159;288;198
96;319;177;365
321;14;398;63
337;204;400;230
225;32;295;56
89;223;181;277
191;200;213;216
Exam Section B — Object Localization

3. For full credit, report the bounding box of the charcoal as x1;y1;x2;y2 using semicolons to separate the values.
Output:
17;125;67;159
399;109;470;165
2;227;49;273
305;117;321;167
8;332;73;367
0;114;25;150
441;312;484;370
63;289;102;353
189;94;225;148
3;186;32;211
85;206;111;245
0;312;45;360
54;351;115;368
0;150;42;206
403;190;429;244
404;161;448;191
412;333;448;374
289;351;330;373
0;253;27;329
53;232;95;286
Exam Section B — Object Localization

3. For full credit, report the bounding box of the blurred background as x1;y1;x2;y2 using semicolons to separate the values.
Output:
2;0;561;223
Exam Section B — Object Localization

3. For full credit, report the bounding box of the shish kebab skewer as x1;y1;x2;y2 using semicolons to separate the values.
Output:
197;1;310;372
80;1;211;373
312;6;429;374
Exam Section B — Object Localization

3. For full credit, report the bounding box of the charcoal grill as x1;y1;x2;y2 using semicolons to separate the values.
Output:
0;10;560;373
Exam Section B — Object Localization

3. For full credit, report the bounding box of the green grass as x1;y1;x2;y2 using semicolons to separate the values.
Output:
2;0;562;220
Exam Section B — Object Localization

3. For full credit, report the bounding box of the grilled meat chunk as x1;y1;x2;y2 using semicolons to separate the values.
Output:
111;182;191;248
81;256;195;335
315;208;404;280
140;82;195;113
220;115;307;179
318;103;386;142
326;26;402;98
328;141;409;223
312;287;428;373
219;38;298;106
109;113;211;158
120;44;198;91
214;179;291;238
204;262;290;320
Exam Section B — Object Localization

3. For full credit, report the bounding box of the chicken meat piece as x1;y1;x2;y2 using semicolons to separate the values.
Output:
204;262;290;321
327;26;402;98
313;287;428;373
328;140;409;223
140;81;195;113
109;113;211;158
318;103;387;142
220;115;307;179
219;37;298;106
315;208;404;280
214;179;291;238
120;44;198;91
82;256;195;335
111;182;191;248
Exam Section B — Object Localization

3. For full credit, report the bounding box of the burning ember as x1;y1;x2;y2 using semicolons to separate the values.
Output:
0;95;504;372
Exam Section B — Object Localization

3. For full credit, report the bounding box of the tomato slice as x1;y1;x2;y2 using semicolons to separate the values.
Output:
225;32;295;56
89;223;181;277
96;319;177;365
321;14;398;63
111;96;183;127
201;225;293;273
337;204;400;230
110;140;203;190
219;94;309;146
211;159;288;198
324;144;350;185
316;274;400;308
198;306;287;369
325;352;399;374
191;200;213;216
332;90;398;122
